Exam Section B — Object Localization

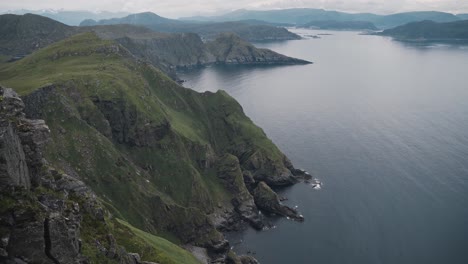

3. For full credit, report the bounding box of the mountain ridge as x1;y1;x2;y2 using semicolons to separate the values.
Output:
0;31;309;263
181;8;461;29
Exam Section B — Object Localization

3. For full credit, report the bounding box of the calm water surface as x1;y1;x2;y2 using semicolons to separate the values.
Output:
179;30;468;264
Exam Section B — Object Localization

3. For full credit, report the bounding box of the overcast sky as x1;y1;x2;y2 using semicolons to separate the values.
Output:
1;0;467;18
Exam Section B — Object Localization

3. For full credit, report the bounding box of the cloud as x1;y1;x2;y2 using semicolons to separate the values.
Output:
1;0;467;18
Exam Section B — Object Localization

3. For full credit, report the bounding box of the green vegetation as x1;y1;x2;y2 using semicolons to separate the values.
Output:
78;210;201;264
0;32;293;254
114;219;201;264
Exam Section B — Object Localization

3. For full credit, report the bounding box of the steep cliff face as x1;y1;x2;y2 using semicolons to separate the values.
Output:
0;87;204;264
0;32;306;263
0;86;86;263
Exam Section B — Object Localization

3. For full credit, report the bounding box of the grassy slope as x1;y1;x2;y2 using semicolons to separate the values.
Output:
0;32;290;250
79;212;201;264
114;219;200;264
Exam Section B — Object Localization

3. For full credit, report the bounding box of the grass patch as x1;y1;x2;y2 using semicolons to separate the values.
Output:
113;219;201;264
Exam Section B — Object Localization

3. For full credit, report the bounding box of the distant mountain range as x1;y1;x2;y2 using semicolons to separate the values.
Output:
378;20;468;41
2;9;129;26
80;12;301;42
3;8;467;33
182;8;464;29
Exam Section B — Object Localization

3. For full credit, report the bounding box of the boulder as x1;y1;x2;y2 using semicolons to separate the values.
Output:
253;182;304;221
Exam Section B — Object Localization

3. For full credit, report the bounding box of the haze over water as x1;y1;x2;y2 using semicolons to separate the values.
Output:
179;29;468;264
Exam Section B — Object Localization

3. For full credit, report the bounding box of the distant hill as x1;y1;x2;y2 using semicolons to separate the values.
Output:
80;12;301;42
2;9;129;26
378;20;468;41
457;14;468;20
0;13;80;55
301;20;377;30
373;11;461;29
182;8;461;29
80;11;180;26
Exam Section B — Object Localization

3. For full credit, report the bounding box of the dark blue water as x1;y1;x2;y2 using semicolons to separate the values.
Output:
179;30;468;264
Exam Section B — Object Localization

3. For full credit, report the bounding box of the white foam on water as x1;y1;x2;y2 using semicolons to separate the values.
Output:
310;178;323;190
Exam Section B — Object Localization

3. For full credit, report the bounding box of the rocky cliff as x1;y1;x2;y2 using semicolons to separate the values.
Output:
206;33;310;65
0;86;183;264
0;32;307;263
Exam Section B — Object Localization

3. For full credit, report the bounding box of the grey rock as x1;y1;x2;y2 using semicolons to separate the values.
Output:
6;220;51;263
253;181;304;222
216;154;264;230
0;123;30;189
239;255;260;264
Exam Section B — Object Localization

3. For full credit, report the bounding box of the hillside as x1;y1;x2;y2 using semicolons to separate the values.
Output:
4;9;130;26
373;11;461;29
182;8;461;29
80;12;301;42
0;32;307;263
0;13;80;55
378;20;468;41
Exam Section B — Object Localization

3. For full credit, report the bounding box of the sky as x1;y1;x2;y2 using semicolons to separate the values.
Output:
1;0;467;18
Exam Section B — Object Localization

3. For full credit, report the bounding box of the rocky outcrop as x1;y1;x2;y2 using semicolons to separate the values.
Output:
0;118;30;189
239;255;260;264
253;182;304;221
0;87;49;189
216;154;263;230
207;33;311;65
